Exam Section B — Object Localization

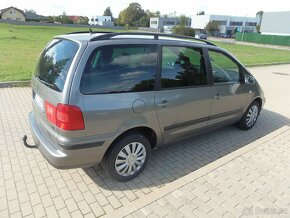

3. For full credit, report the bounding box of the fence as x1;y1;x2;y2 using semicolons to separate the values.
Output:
236;32;290;46
0;20;125;30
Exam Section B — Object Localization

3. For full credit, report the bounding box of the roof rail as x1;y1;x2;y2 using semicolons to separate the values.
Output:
66;30;112;35
89;32;216;46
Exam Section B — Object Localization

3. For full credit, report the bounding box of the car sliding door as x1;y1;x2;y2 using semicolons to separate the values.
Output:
155;45;212;143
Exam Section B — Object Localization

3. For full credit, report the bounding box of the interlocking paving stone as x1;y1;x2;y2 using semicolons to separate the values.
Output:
0;64;290;217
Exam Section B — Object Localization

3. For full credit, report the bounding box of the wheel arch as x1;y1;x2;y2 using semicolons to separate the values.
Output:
102;126;157;162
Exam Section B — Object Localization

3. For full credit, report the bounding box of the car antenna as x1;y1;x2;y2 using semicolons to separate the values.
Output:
89;28;93;35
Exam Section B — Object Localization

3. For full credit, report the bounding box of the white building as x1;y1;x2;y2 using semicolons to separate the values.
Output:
191;14;260;35
89;16;114;27
260;11;290;36
150;17;191;32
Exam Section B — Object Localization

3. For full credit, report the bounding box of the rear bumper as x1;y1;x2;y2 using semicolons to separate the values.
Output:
24;112;112;169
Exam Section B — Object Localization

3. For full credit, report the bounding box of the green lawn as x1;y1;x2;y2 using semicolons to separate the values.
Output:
0;23;290;82
0;23;114;82
213;41;290;66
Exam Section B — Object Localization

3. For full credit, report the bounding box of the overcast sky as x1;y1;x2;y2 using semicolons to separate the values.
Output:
1;0;290;18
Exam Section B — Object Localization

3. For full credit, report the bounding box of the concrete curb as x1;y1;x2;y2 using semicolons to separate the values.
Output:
105;125;290;218
245;62;290;68
0;80;31;88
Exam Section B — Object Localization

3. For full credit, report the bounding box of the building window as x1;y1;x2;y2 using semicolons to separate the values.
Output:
165;21;175;25
10;11;13;14
151;21;157;24
230;21;243;26
212;20;227;26
95;18;98;22
246;22;257;26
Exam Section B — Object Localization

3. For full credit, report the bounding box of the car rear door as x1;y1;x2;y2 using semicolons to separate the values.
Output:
31;38;83;145
154;44;212;143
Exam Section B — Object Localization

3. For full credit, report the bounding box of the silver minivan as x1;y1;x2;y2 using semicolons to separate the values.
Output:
23;32;265;181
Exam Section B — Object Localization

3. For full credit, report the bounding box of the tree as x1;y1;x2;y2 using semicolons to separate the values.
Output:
103;7;113;18
205;21;220;36
139;16;150;27
162;12;177;18
256;11;263;18
145;10;160;18
197;11;205;15
232;27;238;34
81;16;89;25
179;15;187;27
168;11;177;18
172;15;194;36
155;11;161;17
117;2;146;27
255;10;263;33
117;9;126;26
60;11;73;24
25;9;37;14
172;26;195;36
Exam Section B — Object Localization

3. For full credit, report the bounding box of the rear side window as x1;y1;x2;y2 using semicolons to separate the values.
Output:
161;46;207;88
34;39;79;92
80;45;157;94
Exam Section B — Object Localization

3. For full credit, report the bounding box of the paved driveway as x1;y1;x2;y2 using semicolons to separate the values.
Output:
0;64;290;217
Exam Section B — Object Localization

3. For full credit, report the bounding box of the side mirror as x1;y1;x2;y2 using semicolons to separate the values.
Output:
244;75;256;84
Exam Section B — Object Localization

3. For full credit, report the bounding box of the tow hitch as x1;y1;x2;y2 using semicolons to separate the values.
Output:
22;134;37;149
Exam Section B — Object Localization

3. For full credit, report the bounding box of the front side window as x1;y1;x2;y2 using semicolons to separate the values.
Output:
208;50;241;84
161;46;207;88
80;45;157;94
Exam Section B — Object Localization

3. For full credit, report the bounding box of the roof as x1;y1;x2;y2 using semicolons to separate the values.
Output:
57;32;216;47
25;12;46;20
0;6;25;16
68;16;85;22
59;33;105;42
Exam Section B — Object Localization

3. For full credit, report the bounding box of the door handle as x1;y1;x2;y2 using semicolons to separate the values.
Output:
214;94;223;100
158;100;168;108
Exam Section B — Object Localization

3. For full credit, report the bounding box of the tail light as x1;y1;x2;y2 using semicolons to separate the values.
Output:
45;101;85;131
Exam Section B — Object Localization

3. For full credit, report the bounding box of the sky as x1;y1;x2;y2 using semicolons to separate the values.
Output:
1;0;290;18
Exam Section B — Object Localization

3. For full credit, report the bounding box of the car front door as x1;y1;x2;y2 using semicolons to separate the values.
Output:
207;49;248;125
155;45;212;143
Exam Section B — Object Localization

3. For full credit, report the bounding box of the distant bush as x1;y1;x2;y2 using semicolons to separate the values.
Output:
172;26;195;37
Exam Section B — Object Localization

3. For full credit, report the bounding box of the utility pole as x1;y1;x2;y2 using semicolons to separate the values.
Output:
241;14;247;42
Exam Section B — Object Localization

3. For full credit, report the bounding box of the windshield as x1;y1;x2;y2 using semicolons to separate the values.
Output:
34;39;79;92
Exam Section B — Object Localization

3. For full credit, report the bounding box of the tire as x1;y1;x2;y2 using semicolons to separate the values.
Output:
103;133;151;182
236;100;260;130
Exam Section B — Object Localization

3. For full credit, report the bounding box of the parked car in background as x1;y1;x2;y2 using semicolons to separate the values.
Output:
23;32;265;181
218;33;233;38
197;33;207;40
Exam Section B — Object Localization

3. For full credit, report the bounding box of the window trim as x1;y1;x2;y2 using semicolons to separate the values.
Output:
79;44;158;95
157;45;209;91
206;48;244;86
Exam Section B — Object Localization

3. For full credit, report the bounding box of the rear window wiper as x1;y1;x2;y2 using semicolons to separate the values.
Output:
36;76;61;92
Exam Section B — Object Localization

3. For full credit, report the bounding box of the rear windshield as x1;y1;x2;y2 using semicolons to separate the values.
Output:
34;39;79;92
